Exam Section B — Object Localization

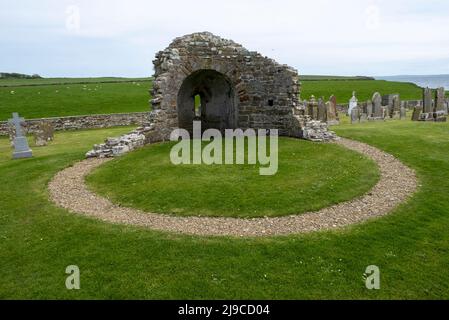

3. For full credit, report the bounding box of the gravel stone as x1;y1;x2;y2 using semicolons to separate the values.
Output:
48;138;418;237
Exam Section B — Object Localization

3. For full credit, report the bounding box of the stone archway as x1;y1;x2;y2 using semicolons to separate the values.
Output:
177;69;238;134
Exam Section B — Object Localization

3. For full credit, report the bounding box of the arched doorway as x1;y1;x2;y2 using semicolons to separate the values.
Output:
177;69;238;134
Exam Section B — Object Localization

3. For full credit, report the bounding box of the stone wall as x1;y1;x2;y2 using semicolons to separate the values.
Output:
0;112;150;136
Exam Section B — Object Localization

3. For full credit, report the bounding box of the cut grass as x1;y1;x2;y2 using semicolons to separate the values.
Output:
300;80;423;103
1;120;449;299
0;77;151;87
86;138;379;218
0;81;152;120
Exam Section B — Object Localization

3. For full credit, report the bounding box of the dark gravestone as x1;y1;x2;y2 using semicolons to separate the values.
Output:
309;96;318;120
372;92;383;118
423;87;433;113
326;97;339;125
317;98;327;122
382;94;393;118
435;87;446;112
392;95;401;118
411;106;422;121
8;112;32;159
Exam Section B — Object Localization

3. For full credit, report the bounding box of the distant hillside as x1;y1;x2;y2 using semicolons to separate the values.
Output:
0;72;42;79
0;77;151;87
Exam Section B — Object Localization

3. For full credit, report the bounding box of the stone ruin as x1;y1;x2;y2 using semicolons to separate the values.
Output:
412;87;448;122
87;32;337;158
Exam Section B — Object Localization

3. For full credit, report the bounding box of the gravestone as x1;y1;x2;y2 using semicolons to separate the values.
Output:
8;112;32;159
360;112;368;122
372;92;383;118
423;87;433;113
326;96;339;125
400;106;407;120
366;100;373;117
382;107;389;119
392;95;401;118
350;107;360;124
435;87;446;112
317;98;327;122
382;94;393;117
348;91;358;115
34;121;55;146
412;105;423;121
309;95;318;120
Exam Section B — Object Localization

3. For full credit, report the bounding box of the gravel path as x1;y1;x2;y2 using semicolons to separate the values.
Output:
48;138;418;237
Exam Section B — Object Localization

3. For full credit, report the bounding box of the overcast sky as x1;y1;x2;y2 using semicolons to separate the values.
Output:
1;0;449;77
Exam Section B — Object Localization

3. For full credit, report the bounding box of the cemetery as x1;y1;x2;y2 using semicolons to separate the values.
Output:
1;31;449;300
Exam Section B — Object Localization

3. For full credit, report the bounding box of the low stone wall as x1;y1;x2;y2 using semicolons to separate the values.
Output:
0;112;150;136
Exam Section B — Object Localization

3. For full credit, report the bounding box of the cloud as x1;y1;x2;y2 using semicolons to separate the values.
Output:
1;0;449;76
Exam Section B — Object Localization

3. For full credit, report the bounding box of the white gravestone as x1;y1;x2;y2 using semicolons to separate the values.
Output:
348;91;358;116
8;112;32;159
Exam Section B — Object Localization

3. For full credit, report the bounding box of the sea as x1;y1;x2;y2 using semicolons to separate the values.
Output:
376;74;449;90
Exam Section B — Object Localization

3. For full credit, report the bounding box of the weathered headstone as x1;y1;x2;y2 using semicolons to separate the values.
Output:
372;92;383;118
400;106;407;120
8;112;32;159
317;98;327;122
309;95;318;120
423;87;433;113
360;112;368;122
435;87;446;112
366;100;373;117
392;95;401;118
34;121;54;146
350;107;360;124
412;105;423;121
382;94;392;117
348;91;358;115
326;96;339;125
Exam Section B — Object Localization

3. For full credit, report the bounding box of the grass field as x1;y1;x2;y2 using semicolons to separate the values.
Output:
1;119;449;299
86;138;379;218
0;81;152;120
0;77;427;121
300;80;424;103
0;77;150;87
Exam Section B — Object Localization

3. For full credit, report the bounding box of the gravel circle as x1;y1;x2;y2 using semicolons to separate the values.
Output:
48;138;418;237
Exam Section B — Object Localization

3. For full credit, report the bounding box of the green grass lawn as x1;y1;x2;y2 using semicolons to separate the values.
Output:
0;81;152;120
300;80;423;103
1;119;449;299
0;77;426;120
0;77;151;87
86;138;379;218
